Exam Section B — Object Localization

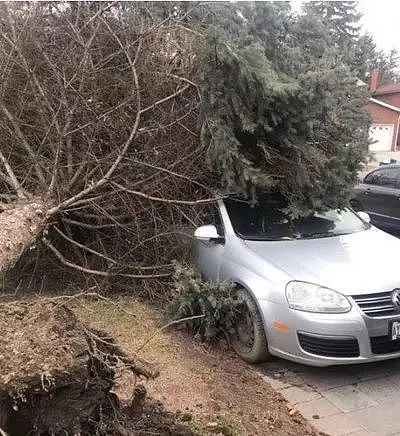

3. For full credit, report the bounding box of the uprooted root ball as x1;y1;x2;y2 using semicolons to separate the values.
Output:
0;299;157;435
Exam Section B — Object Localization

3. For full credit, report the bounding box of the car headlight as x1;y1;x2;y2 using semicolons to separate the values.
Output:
286;281;351;313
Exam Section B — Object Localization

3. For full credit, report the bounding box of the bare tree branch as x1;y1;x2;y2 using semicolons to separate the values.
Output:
0;149;28;198
61;218;119;230
129;158;212;192
140;84;190;115
54;226;170;273
112;182;222;205
0;104;46;185
47;17;143;216
43;237;170;279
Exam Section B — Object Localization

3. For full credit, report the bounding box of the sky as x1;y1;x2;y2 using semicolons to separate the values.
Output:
291;0;400;55
358;0;400;55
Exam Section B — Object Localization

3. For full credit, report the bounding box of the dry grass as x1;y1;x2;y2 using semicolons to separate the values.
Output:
76;298;248;435
75;297;318;436
75;298;175;363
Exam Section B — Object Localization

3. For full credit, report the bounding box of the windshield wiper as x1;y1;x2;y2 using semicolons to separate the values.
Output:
300;231;335;239
300;231;357;239
243;235;297;241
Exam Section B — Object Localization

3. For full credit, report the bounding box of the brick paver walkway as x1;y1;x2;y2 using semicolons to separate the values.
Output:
258;359;400;436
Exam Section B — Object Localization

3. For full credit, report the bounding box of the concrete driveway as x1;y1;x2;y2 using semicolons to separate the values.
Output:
258;358;400;436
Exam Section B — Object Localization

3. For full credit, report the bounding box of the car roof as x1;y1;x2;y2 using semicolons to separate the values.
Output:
367;164;400;174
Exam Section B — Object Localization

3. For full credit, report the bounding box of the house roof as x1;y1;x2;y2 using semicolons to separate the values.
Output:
373;83;400;96
369;97;400;113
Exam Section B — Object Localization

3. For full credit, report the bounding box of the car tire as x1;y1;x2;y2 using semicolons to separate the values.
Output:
231;288;271;364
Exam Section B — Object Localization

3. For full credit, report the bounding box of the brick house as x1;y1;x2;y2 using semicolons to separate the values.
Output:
366;69;400;151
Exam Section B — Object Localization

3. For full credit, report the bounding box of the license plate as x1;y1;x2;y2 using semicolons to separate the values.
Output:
391;321;400;341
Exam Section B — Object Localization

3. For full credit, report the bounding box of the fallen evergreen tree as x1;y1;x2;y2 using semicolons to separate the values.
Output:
0;1;388;289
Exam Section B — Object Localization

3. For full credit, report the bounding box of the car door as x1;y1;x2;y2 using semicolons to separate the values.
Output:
193;205;225;281
358;167;400;229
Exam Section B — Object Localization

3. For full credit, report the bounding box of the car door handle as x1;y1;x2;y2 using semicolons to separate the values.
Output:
364;188;372;194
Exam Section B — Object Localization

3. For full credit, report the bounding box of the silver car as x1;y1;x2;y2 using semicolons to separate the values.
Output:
193;196;400;367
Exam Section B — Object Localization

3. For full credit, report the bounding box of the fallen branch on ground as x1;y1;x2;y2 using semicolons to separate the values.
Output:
135;314;206;353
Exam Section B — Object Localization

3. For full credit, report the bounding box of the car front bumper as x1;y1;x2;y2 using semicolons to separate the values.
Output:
259;299;400;367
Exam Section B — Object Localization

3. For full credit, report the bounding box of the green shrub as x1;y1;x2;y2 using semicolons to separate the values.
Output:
170;264;244;343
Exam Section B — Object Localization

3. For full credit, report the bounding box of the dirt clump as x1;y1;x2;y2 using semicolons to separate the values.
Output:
0;299;156;435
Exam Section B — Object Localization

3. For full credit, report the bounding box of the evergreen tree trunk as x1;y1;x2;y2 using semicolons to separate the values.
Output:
0;200;49;274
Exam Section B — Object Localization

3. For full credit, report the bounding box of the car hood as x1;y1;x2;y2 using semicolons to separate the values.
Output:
243;227;400;296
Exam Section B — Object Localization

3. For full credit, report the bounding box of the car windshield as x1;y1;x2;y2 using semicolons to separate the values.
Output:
225;198;369;241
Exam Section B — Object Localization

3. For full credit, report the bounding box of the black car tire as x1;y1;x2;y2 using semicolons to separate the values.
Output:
231;288;271;364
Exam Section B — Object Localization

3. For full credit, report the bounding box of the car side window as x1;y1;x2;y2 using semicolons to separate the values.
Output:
364;168;400;189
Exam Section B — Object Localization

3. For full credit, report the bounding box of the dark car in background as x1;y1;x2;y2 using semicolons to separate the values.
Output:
351;164;400;233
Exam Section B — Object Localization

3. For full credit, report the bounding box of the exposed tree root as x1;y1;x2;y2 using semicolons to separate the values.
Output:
0;299;157;435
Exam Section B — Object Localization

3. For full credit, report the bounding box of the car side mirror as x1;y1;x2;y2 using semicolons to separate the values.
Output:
194;225;224;243
357;211;371;223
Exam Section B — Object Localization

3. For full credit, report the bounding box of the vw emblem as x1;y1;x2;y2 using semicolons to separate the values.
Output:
392;289;400;308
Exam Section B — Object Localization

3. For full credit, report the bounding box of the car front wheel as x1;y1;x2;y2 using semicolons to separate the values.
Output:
231;288;271;364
